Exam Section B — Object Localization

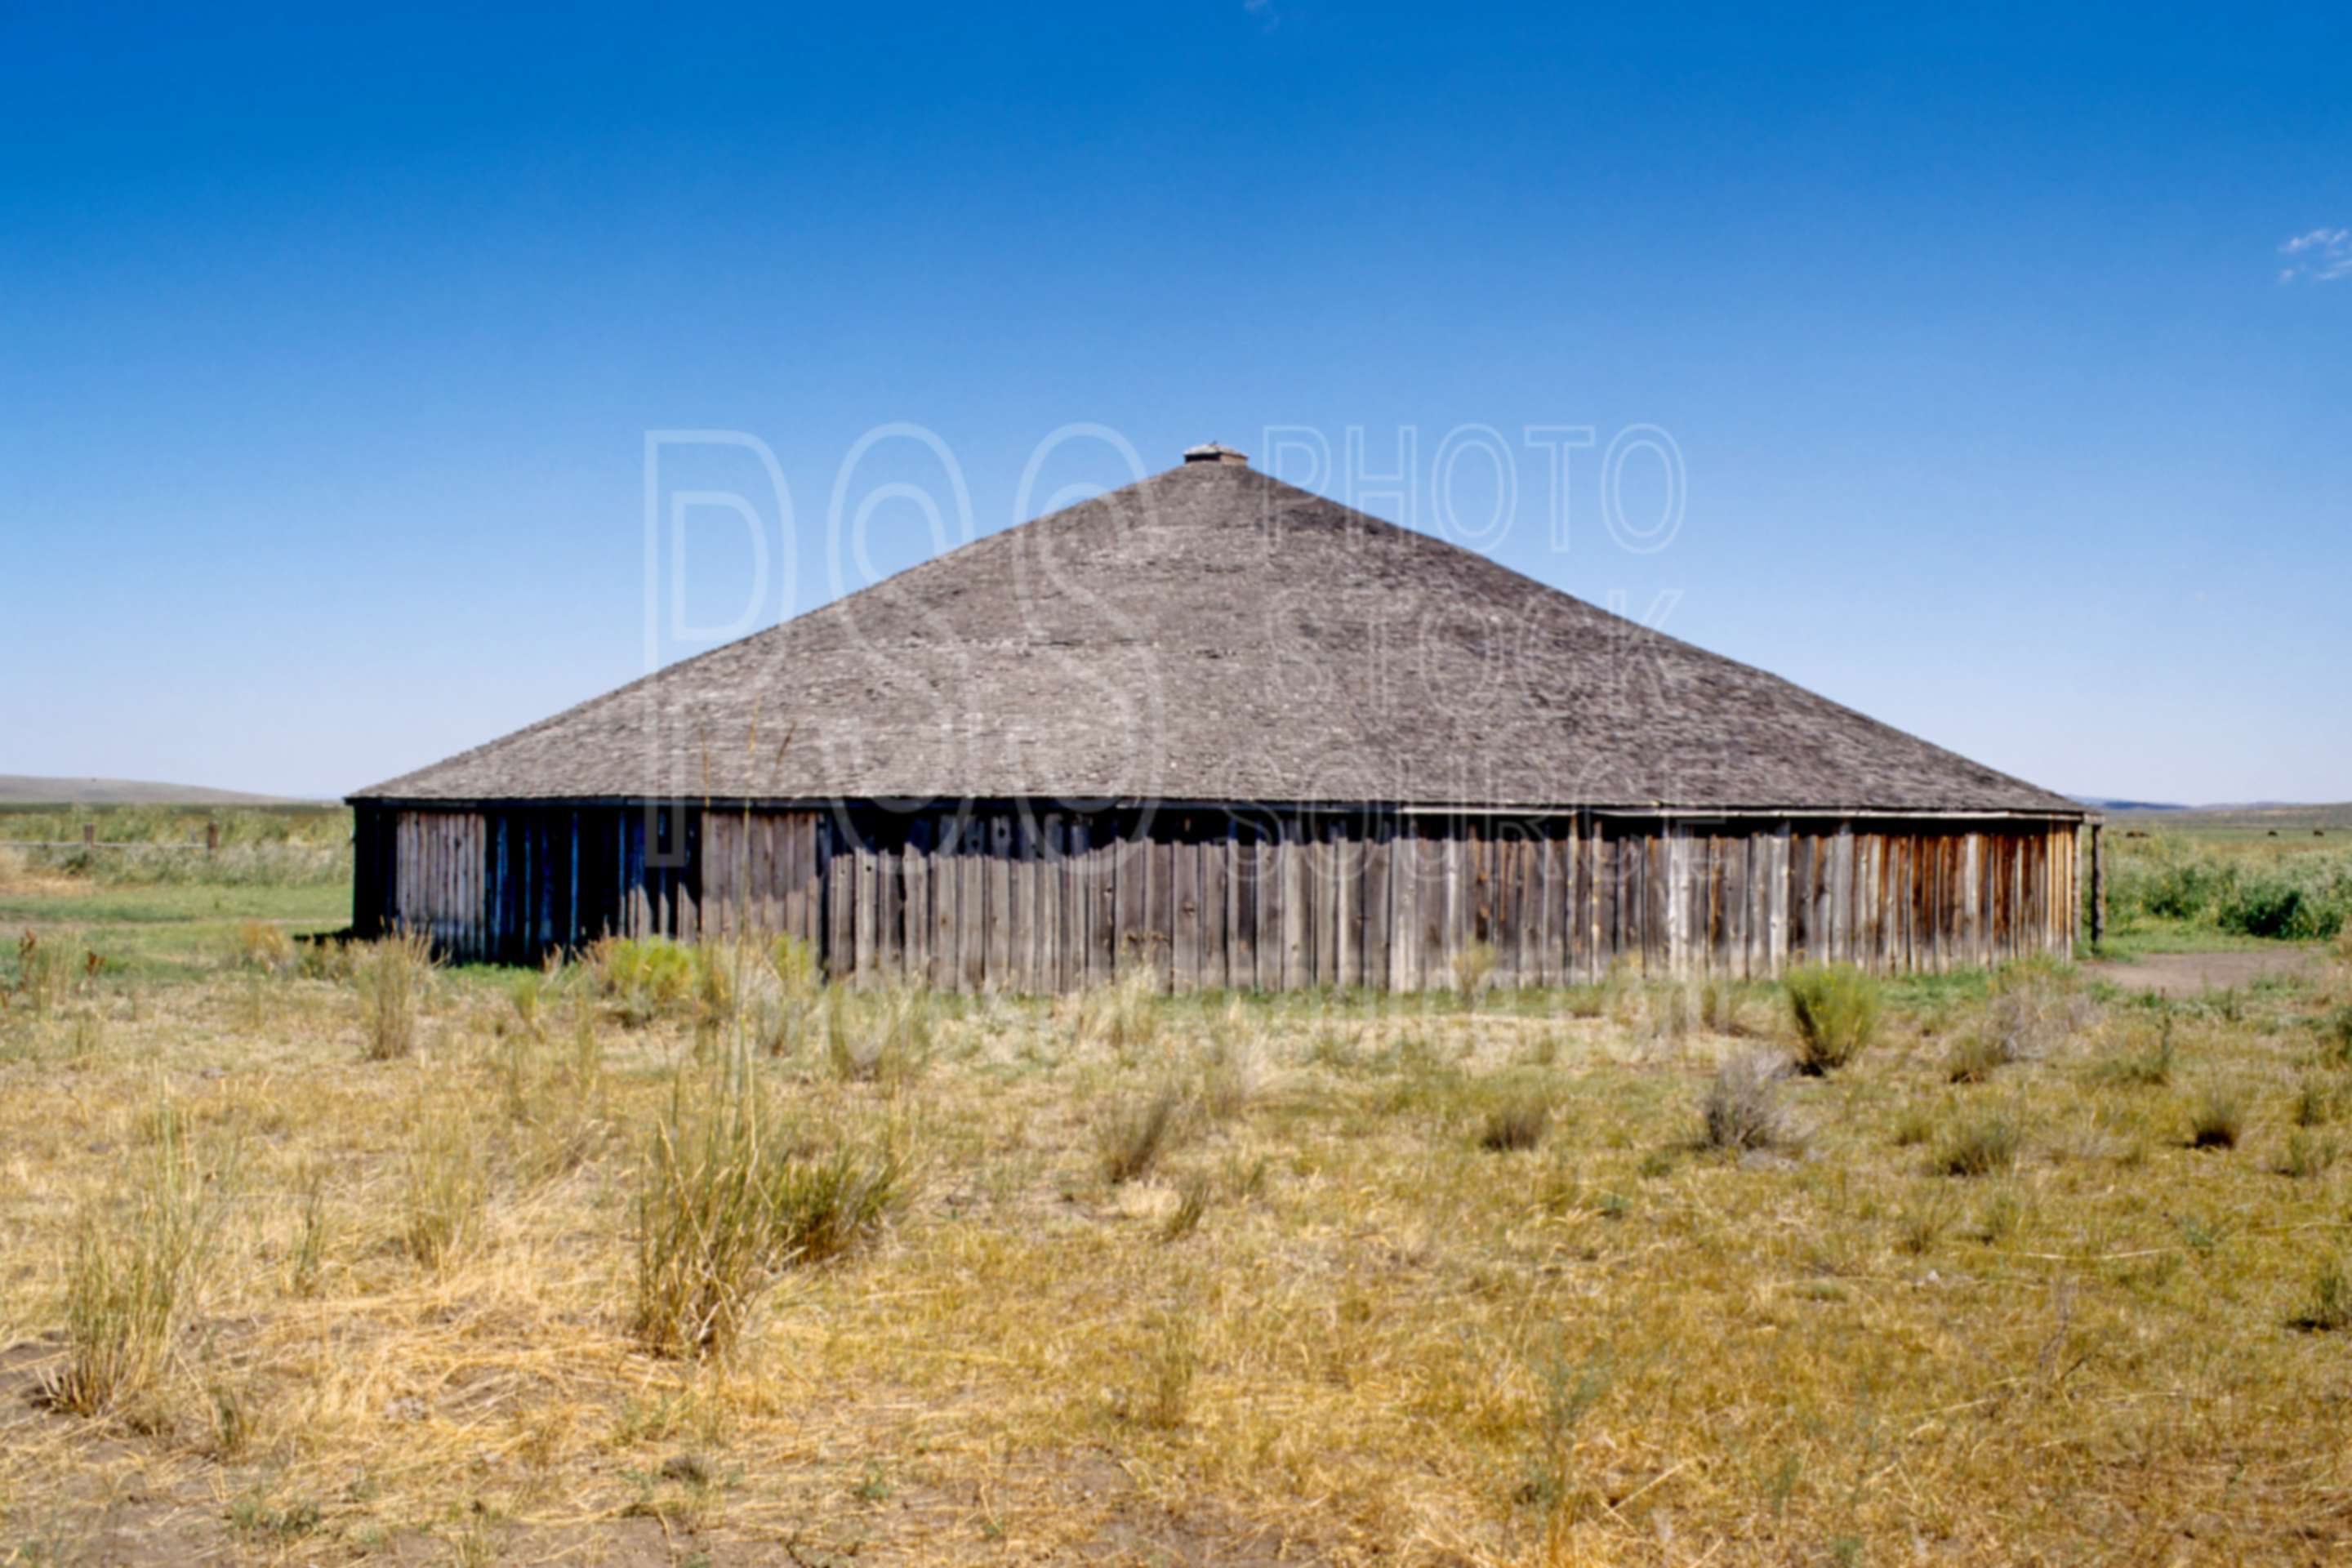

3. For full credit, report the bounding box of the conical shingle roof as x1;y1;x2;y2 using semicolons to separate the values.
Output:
355;459;2078;815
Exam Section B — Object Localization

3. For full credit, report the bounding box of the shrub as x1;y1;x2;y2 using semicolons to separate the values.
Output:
1194;1017;1259;1122
400;1101;486;1269
635;1079;775;1358
1098;1086;1184;1184
767;1142;909;1265
1560;982;1610;1020
233;920;294;973
293;936;352;983
2321;1006;2352;1067
692;944;737;1030
2121;849;2222;922
1938;1115;2021;1177
2290;1261;2352;1332
1960;960;2096;1080
2187;1087;2243;1151
354;931;435;1061
1945;1032;2008;1085
824;987;933;1085
287;1167;332;1299
1697;980;1744;1036
1700;1051;1793;1152
634;1068;907;1359
1080;969;1164;1060
1119;1307;1196;1430
6;930;81;1017
47;1098;214;1417
2217;875;2343;941
2280;1129;2337;1180
747;938;823;1059
585;937;697;1027
1452;941;1499;1004
768;933;819;995
1477;1088;1550;1153
506;972;548;1037
1159;1172;1212;1243
1894;1192;1953;1254
1785;965;1882;1075
1642;982;1697;1045
2107;835;2352;941
2103;1016;2178;1087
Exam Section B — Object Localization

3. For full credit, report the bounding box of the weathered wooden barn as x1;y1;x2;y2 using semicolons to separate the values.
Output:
350;443;2093;988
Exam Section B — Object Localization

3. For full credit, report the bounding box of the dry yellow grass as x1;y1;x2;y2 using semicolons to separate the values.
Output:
0;910;2349;1564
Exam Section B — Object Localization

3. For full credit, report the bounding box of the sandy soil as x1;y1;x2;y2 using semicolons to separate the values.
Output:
2086;948;2317;997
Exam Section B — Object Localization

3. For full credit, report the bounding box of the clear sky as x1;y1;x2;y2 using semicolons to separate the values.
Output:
4;4;2345;804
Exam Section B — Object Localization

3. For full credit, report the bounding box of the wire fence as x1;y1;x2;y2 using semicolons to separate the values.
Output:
0;824;222;853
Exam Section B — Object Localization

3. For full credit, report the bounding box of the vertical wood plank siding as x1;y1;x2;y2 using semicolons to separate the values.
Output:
356;804;2081;986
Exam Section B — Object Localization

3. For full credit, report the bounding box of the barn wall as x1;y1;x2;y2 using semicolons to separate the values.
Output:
358;802;2080;984
357;803;708;963
735;805;2077;991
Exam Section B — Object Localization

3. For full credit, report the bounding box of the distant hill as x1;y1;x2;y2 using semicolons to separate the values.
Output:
2072;796;2189;813
2105;801;2352;838
0;775;317;806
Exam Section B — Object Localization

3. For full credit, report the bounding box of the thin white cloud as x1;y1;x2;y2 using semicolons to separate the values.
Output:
2278;227;2352;283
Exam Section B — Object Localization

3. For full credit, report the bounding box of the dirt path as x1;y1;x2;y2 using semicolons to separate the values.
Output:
2086;948;2319;997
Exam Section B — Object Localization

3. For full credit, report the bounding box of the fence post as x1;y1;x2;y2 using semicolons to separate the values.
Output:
82;823;95;849
2088;822;2105;947
206;822;220;857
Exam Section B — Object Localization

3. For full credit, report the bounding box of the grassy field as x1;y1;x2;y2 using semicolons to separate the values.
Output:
0;804;350;893
2096;806;2352;959
2;836;2350;1565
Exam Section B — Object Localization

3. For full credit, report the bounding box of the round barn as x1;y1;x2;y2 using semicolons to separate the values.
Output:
350;443;2092;987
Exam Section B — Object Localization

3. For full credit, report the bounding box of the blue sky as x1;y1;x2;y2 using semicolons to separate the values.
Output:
3;3;2345;804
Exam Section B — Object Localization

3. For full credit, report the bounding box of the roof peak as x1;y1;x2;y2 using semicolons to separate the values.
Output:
354;448;2081;817
1182;441;1249;467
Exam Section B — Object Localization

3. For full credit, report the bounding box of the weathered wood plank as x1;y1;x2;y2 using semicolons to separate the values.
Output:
1588;822;1612;973
1034;814;1060;994
1058;816;1084;991
1145;826;1174;992
926;813;955;989
753;812;775;937
1526;829;1550;987
1438;825;1464;982
1325;817;1352;991
1389;823;1419;991
1832;823;1855;966
956;814;985;991
1230;820;1259;991
1663;826;1688;978
982;813;1010;989
1173;816;1200;993
1276;813;1306;988
1363;816;1392;993
1485;830;1514;988
1090;817;1112;987
1114;822;1146;978
1769;822;1792;976
996;813;1022;994
1309;817;1336;987
1201;817;1228;991
851;823;879;985
902;817;929;986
